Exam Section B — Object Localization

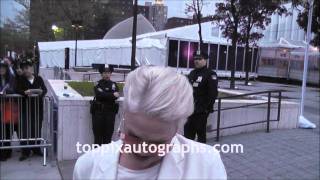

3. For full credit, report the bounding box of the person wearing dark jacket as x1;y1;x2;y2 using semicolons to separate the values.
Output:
0;60;15;94
15;59;47;161
0;60;16;161
13;59;24;78
184;51;218;143
91;66;119;145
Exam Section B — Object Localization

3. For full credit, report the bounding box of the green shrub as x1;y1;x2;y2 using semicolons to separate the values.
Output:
67;81;95;97
67;81;125;97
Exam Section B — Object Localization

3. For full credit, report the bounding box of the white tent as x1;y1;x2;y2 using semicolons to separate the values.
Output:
136;22;230;45
40;19;312;69
103;14;156;39
38;38;166;68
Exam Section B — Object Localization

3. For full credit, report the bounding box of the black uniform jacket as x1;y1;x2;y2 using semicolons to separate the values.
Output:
16;75;47;98
94;79;119;109
188;66;218;114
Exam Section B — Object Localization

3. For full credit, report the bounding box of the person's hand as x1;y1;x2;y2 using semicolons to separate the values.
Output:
4;58;11;65
113;92;120;98
34;89;43;95
24;90;32;95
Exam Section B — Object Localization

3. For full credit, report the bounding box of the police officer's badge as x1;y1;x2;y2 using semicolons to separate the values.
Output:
112;84;116;90
212;74;217;80
196;76;202;82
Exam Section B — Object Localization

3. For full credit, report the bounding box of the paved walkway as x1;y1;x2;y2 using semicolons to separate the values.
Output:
209;112;319;180
209;80;319;180
0;150;61;180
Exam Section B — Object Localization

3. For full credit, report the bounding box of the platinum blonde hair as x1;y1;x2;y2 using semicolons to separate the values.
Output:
123;66;194;125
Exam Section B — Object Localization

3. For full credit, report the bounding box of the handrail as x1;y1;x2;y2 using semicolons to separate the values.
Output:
214;90;283;141
217;90;283;99
0;94;41;98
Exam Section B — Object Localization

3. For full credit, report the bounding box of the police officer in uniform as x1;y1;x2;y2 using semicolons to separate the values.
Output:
91;66;119;145
184;51;218;143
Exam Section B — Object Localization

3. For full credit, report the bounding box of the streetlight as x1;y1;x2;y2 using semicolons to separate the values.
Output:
71;20;83;67
51;24;59;31
51;24;59;41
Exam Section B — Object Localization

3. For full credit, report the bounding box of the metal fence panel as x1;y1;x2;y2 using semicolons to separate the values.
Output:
0;94;53;166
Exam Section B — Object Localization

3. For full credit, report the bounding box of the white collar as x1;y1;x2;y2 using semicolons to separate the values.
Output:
97;135;184;179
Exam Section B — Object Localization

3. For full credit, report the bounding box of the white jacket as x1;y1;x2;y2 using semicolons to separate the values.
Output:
73;134;227;180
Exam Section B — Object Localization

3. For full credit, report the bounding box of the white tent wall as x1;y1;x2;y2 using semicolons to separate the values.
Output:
40;50;65;67
40;47;148;68
135;37;168;66
39;38;166;68
136;47;167;66
105;48;132;65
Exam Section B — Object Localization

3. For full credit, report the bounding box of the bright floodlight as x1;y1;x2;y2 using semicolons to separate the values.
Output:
311;47;319;52
52;25;58;31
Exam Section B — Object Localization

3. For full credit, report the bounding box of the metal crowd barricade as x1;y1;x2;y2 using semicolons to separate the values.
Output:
211;90;283;141
0;94;53;166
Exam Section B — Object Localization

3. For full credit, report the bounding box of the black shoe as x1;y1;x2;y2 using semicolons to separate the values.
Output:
0;156;7;161
6;151;12;159
33;151;43;156
19;154;29;161
33;149;43;156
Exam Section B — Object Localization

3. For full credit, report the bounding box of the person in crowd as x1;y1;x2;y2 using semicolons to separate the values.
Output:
0;59;16;161
184;51;218;143
73;66;226;180
16;59;47;161
91;66;120;145
13;60;24;78
3;57;15;77
0;60;15;94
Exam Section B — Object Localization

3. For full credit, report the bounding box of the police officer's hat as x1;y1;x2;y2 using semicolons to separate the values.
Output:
98;65;114;74
193;50;208;60
20;58;34;68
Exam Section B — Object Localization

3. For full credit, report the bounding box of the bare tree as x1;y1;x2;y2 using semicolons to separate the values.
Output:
0;0;31;55
5;0;30;32
239;0;287;85
185;0;205;51
55;0;97;38
212;0;241;89
293;0;319;48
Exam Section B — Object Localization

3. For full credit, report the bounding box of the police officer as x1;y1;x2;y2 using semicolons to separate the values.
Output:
91;66;120;145
184;51;218;143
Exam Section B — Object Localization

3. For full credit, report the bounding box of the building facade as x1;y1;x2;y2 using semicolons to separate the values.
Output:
258;3;319;84
143;1;168;31
165;17;194;30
